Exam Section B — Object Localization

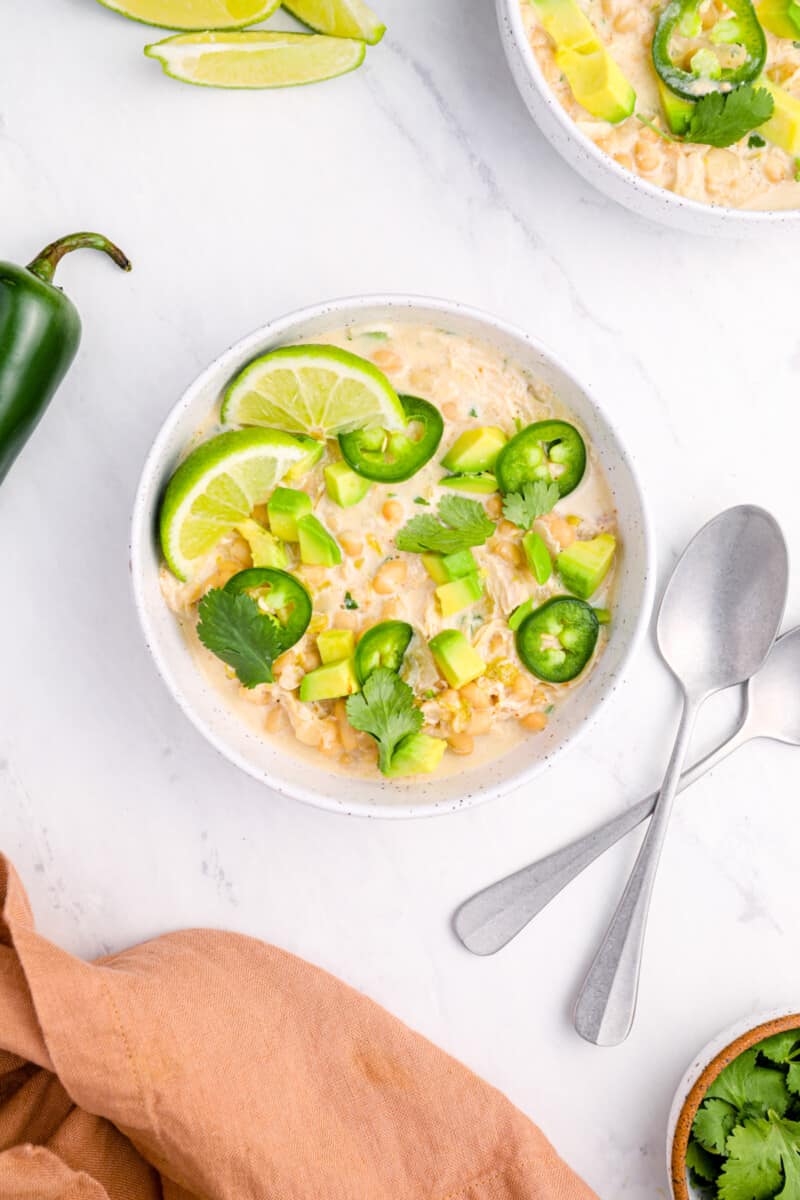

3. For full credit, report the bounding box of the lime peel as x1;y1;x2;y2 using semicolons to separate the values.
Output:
144;30;366;89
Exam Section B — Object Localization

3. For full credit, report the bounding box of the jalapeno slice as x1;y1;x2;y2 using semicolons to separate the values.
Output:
225;568;311;650
354;620;413;684
516;596;599;684
652;0;766;100
338;394;444;483
496;420;586;498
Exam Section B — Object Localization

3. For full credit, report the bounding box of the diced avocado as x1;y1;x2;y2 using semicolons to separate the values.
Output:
756;0;800;38
554;43;636;123
297;514;342;566
284;435;324;482
299;657;358;702
435;572;484;617
442;427;507;473
317;629;355;664
557;533;616;599
385;733;448;777
439;473;498;494
594;607;612;625
761;79;800;156
422;549;477;584
236;518;288;569
658;79;694;135
324;460;372;508
533;0;598;47
522;531;553;585
429;629;486;689
508;596;535;632
267;487;312;542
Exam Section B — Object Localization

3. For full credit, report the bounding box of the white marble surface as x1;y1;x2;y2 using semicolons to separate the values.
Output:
2;2;800;1196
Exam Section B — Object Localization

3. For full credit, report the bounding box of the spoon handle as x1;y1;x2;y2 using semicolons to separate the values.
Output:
452;719;750;957
573;694;702;1046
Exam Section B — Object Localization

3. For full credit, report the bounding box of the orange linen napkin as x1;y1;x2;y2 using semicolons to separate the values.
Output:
0;854;597;1200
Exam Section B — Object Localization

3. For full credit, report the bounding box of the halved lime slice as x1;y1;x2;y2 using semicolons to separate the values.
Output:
222;345;405;437
97;0;280;31
284;0;385;44
159;428;305;580
144;31;365;88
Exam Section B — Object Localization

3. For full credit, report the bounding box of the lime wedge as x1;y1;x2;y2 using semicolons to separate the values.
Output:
221;345;405;437
159;428;305;580
144;31;365;88
97;0;280;31
284;0;386;44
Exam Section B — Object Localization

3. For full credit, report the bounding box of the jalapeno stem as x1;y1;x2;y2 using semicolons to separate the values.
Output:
27;233;132;284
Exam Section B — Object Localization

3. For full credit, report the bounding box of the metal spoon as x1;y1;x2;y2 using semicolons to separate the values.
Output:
454;625;800;958
574;505;787;1046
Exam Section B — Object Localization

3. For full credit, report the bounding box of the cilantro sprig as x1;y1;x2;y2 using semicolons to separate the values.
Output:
637;84;774;150
395;495;495;555
502;481;559;530
687;1030;800;1199
197;588;286;688
345;668;423;774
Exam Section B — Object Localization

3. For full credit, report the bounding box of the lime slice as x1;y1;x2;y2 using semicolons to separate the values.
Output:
97;0;280;31
144;31;366;88
284;0;386;44
221;345;405;437
159;428;305;580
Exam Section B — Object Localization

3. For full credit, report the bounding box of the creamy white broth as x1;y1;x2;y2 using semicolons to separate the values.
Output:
161;324;619;781
522;0;800;210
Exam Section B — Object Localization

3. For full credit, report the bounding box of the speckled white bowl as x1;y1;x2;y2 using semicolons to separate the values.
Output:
667;1008;800;1197
497;0;800;235
131;295;654;818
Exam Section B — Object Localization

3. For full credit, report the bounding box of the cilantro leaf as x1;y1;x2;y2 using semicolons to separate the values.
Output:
345;668;423;774
686;1136;721;1184
719;1113;800;1200
757;1033;800;1067
707;1049;791;1121
694;1098;740;1155
395;495;494;555
685;85;774;149
197;588;284;688
502;481;560;529
788;1064;800;1097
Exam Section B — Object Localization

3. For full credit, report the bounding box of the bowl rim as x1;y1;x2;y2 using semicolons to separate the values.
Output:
669;1008;800;1198
130;292;656;818
497;0;800;226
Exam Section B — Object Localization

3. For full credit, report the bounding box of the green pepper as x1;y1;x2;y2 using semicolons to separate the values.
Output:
516;596;599;683
0;233;131;485
354;620;413;684
496;420;586;498
652;0;766;99
225;568;311;649
338;394;444;483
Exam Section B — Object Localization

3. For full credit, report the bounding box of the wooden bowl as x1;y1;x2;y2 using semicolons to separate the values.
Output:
669;1010;800;1199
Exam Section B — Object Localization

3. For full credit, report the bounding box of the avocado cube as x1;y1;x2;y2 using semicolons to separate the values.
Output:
422;549;477;584
522;531;553;585
429;630;486;689
385;733;448;777
756;0;800;37
324;460;372;508
554;43;636;124
508;596;535;632
297;514;342;567
439;473;498;495
236;518;288;569
299;657;359;702
657;79;693;136
317;629;355;664
442;427;507;473
532;0;598;46
284;435;324;482
557;533;616;599
761;79;800;155
267;488;312;542
435;572;484;618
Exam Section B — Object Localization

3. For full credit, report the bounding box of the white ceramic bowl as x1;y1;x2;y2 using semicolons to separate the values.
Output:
667;1008;800;1197
497;0;800;235
131;295;654;818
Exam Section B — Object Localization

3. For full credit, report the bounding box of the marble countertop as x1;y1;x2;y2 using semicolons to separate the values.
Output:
3;2;800;1195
